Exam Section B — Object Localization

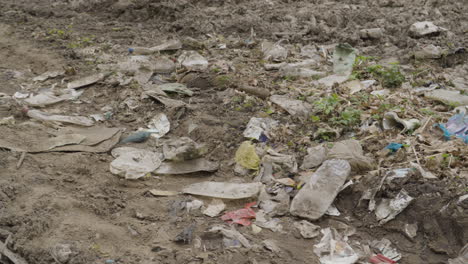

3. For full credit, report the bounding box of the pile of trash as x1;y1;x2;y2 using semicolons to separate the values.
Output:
0;11;466;264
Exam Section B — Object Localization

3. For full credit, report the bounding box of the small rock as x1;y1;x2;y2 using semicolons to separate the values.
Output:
414;44;442;59
404;223;418;239
409;21;445;37
359;28;384;39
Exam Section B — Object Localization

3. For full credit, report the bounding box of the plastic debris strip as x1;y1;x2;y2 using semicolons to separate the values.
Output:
425;89;468;106
313;228;359;264
375;189;414;224
33;70;65;82
120;131;152;144
221;202;256;226
110;147;163;179
182;182;262;199
67;73;106;89
436;113;468;143
149;189;179;197
410;162;437;179
254;210;283;232
155;158;218;174
333;43;356;77
270;94;312;117
243;117;279;141
158;83;194;96
26;109;95;127
235;141;260;170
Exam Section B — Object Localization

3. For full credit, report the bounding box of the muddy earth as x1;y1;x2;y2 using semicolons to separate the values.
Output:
0;0;467;263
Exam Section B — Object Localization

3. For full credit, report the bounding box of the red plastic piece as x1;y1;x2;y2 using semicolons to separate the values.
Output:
369;254;397;264
220;202;256;226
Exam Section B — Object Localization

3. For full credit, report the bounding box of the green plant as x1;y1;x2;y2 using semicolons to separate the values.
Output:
331;108;362;126
315;93;341;115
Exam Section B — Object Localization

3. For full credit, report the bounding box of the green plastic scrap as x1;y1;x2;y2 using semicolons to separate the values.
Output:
235;141;260;170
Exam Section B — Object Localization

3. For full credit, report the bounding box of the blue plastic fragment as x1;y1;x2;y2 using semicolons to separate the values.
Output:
105;260;115;264
436;113;468;144
385;142;404;153
128;48;135;54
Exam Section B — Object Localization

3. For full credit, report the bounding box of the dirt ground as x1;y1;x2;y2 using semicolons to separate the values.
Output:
0;0;467;263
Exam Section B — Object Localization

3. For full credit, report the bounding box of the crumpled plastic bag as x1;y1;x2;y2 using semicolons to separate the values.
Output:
327;139;375;171
221;202;256;226
110;147;163;179
235;141;260;170
436;113;468;144
313;228;359;264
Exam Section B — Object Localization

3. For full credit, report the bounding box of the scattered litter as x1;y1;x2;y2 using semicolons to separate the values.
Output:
67;73;106;89
13;92;29;99
386;168;413;183
293;220;320;239
371;89;390;97
235;141;260;170
182;181;262;199
221;202;256;226
26;109;95;127
178;51;208;72
270;94;312;117
370;238;402;262
146;113;171;139
208;225;251;248
243;117;278;141
313;228;359;264
382;112;420;133
33;70;65;82
148;94;186;108
436;113;468;143
159;83;193;96
290;160;351;220
203;199;226;217
333;43;356;77
154;158;218;175
425;89;468;106
327;139;375;171
409;21;446;37
254;210;283;232
153;57;176;73
110;147;163;179
149;189;179;197
375;189;414;224
344;80;365;94
163;137;205;162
